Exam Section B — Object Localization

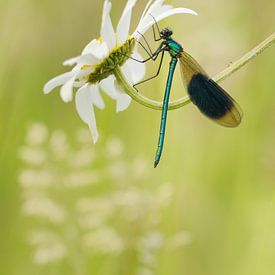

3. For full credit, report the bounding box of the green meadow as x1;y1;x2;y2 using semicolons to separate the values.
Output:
0;0;274;274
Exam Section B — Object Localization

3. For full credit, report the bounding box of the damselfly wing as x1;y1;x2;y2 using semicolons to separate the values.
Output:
179;51;242;127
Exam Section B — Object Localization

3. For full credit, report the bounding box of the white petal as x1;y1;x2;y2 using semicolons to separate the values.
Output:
82;39;109;60
125;51;146;83
100;76;131;111
70;61;95;81
113;78;132;112
99;76;119;100
92;41;109;60
89;85;105;110
64;54;99;69
101;0;116;50
77;53;100;66
117;0;137;45
43;72;74;94
121;62;134;84
73;80;86;88
64;43;101;67
134;0;167;34
75;84;99;143
60;75;75;103
74;66;94;79
63;56;80;66
116;93;132;112
134;8;197;37
144;0;170;19
82;39;100;55
151;4;173;18
140;0;155;21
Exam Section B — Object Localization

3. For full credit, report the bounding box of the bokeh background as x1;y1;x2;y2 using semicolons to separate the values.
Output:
0;0;275;274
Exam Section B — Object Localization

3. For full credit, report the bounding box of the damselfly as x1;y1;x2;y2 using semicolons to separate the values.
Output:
133;18;242;168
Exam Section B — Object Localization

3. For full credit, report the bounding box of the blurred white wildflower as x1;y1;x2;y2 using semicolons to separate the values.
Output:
82;227;124;254
63;171;100;188
106;160;129;184
155;183;174;205
19;169;54;188
132;157;150;180
43;0;196;143
165;231;192;250
22;197;66;224
105;137;124;158
137;231;164;271
33;242;67;265
25;123;48;146
28;230;67;265
68;147;96;168
112;189;152;221
49;130;69;159
78;213;106;230
77;198;114;229
18;147;47;165
141;232;164;251
76;198;114;214
19;122;191;274
76;128;94;144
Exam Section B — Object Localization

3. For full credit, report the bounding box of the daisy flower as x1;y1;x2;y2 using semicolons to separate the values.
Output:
43;0;197;143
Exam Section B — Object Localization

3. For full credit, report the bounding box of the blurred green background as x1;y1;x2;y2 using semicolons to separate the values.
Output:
0;0;275;274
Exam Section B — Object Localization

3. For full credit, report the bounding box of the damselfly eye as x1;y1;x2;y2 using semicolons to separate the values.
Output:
160;28;173;37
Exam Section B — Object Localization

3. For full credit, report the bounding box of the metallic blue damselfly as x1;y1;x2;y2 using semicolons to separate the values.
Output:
133;22;242;168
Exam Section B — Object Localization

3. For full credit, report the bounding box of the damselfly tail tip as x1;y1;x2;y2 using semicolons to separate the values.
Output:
154;160;159;168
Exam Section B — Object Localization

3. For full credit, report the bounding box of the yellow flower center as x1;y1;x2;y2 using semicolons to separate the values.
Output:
81;64;92;70
97;37;103;43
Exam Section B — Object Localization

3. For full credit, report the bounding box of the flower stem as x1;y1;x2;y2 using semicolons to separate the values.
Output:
114;32;275;111
113;68;191;110
213;32;275;82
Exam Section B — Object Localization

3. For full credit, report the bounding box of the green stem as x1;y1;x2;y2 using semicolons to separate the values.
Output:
113;68;191;110
213;32;275;82
114;32;275;111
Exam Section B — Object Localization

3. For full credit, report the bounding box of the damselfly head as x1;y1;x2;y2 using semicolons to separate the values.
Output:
160;28;173;38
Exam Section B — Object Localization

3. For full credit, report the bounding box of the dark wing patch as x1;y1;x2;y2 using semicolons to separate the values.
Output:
187;73;242;127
